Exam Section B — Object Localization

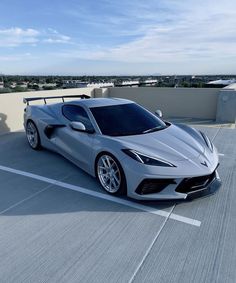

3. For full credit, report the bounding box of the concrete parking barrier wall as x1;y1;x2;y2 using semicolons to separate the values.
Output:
0;86;230;135
0;88;94;135
105;87;220;119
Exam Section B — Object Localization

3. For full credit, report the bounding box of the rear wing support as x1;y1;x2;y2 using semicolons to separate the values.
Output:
23;94;90;105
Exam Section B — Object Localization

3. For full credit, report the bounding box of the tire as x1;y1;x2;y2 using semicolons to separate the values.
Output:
96;153;127;195
26;120;41;150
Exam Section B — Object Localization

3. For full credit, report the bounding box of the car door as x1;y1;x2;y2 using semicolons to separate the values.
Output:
55;104;95;174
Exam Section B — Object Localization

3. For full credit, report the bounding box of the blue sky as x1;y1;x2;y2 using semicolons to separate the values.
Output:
0;0;236;75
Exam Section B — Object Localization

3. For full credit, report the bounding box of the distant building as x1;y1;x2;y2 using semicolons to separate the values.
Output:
62;80;88;88
115;80;140;87
87;82;114;88
62;80;114;88
207;79;236;86
222;83;236;90
0;76;4;89
14;82;28;89
38;83;57;90
141;79;158;86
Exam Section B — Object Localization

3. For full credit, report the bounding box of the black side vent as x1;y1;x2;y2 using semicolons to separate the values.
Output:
44;124;65;139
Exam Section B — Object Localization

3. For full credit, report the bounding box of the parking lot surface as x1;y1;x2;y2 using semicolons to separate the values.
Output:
0;123;235;283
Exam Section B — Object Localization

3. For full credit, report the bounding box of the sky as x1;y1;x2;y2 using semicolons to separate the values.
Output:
0;0;236;75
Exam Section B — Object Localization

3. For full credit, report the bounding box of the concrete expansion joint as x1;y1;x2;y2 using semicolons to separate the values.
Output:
128;205;176;283
0;185;50;215
212;125;222;142
0;172;73;215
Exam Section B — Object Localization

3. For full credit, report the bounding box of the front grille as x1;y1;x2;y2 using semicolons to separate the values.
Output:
176;171;216;194
136;179;176;195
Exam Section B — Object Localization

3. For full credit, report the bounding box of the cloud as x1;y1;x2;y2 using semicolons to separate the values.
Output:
0;27;71;47
1;0;236;74
0;27;40;47
44;29;71;43
64;0;181;39
60;0;236;67
0;53;33;61
0;28;39;37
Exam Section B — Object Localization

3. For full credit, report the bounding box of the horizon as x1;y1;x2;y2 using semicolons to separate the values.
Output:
0;0;236;75
2;74;236;77
2;74;236;78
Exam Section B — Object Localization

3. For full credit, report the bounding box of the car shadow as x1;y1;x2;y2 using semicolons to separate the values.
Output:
0;131;182;217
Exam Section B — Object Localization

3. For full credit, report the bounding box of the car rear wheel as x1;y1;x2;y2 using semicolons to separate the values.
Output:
96;153;126;195
26;121;41;150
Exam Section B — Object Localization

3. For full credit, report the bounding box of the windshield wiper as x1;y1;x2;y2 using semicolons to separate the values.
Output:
142;126;165;134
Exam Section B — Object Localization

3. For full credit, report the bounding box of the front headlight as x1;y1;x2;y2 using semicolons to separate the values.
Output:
122;149;176;167
200;132;213;152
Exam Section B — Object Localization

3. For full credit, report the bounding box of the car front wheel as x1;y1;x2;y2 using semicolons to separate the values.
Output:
96;153;126;195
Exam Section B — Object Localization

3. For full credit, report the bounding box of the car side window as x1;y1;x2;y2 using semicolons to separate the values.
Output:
62;105;94;131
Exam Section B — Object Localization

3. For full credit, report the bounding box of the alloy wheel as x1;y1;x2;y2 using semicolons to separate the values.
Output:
97;154;122;193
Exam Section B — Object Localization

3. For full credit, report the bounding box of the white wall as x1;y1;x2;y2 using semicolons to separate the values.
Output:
0;86;224;135
107;87;220;119
0;88;94;134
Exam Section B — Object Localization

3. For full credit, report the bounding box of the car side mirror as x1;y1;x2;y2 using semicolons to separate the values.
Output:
70;121;86;131
70;121;95;134
155;109;163;118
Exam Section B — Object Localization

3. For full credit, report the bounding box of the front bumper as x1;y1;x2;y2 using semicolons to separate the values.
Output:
122;155;221;200
186;170;221;200
129;169;221;201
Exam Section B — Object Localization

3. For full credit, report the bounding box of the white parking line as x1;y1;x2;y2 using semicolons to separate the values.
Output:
0;165;201;227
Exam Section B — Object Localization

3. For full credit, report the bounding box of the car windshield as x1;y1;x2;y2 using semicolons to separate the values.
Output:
90;103;167;136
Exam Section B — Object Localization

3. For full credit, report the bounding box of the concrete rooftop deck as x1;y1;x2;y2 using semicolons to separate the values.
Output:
0;121;235;283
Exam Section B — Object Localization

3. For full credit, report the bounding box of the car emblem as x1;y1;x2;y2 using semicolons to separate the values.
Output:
201;161;208;167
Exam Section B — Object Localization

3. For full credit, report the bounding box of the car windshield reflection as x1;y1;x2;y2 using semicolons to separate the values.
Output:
90;103;167;136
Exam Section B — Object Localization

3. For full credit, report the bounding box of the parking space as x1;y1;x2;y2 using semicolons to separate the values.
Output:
133;125;236;283
0;178;167;283
0;124;235;283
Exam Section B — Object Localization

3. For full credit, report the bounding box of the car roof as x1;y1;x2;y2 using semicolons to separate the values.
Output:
65;97;134;108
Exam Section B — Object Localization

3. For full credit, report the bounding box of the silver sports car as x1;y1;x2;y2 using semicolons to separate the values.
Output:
23;95;221;200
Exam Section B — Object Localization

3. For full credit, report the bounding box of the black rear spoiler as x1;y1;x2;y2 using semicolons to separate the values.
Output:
23;94;90;105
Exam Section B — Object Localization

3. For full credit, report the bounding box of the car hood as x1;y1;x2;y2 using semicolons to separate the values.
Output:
114;124;206;162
